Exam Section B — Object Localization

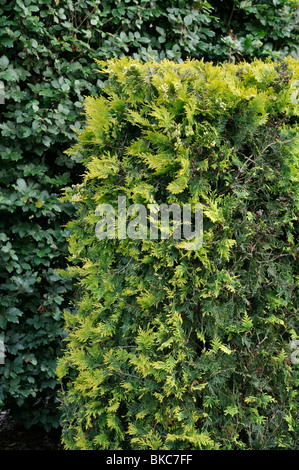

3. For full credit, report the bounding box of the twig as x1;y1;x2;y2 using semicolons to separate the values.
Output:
227;3;236;33
198;67;207;83
114;369;141;380
112;257;133;274
260;136;296;156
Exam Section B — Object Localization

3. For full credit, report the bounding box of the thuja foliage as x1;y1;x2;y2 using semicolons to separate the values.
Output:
0;0;298;430
57;57;299;450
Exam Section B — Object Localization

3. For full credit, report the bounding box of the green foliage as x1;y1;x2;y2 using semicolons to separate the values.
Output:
212;0;299;62
0;0;298;430
57;57;299;450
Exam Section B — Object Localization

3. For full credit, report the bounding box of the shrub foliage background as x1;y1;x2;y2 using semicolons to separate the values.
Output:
0;0;298;429
57;57;298;450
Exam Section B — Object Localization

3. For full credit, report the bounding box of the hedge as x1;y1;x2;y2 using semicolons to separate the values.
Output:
56;57;299;450
0;0;298;430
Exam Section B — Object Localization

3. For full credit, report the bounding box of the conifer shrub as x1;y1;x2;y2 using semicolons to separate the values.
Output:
57;57;299;450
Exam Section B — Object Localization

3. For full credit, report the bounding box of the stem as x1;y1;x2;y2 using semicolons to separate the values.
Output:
227;3;236;33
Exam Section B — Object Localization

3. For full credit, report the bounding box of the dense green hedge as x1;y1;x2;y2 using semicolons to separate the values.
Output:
0;0;298;430
57;57;298;450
